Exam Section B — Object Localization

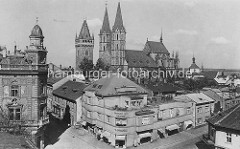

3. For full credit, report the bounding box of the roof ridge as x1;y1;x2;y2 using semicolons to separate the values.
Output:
216;104;240;125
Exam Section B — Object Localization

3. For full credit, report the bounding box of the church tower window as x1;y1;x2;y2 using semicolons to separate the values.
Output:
103;46;106;51
117;34;119;40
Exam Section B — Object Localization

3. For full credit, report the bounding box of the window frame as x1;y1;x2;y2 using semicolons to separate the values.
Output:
11;85;19;97
226;133;232;143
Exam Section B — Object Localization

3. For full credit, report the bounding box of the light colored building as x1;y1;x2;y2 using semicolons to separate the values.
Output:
51;80;86;125
175;93;214;127
206;104;240;149
82;73;193;148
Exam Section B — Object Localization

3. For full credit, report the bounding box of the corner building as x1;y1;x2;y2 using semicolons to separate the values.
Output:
82;74;194;148
0;22;48;148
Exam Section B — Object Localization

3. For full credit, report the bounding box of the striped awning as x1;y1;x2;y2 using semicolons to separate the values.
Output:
115;135;126;140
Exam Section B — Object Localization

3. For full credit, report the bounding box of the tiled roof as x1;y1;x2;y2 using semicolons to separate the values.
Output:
84;73;148;97
189;63;200;69
177;93;215;104
145;83;182;93
203;90;224;107
100;6;111;34
112;2;125;33
52;80;86;102
47;77;63;85
125;50;158;68
203;71;218;79
207;104;240;131
79;20;92;39
0;55;30;65
146;41;169;54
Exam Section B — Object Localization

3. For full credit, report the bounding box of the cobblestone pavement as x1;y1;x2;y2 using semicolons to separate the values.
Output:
45;125;208;149
0;132;28;149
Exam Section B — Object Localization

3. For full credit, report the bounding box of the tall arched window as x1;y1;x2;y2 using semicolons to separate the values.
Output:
116;34;119;40
117;44;119;50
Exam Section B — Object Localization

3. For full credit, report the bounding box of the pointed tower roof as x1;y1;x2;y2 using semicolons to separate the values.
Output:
79;20;91;39
100;5;111;34
112;2;125;33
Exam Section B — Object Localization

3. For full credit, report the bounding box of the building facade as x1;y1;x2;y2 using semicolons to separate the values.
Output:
99;2;126;68
51;80;85;125
98;2;179;70
0;22;49;148
175;93;215;127
81;74;194;148
75;20;94;70
206;104;240;149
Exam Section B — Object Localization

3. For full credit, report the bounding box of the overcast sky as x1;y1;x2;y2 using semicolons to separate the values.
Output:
0;0;239;69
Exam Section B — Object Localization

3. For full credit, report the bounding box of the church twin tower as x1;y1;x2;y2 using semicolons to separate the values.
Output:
75;2;126;70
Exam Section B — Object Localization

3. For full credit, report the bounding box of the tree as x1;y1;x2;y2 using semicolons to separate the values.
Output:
79;57;93;76
95;58;110;71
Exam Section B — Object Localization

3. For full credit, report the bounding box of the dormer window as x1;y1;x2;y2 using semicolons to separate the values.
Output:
98;85;103;89
92;84;97;88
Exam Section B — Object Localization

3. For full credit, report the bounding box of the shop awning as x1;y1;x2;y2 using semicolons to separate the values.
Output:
81;121;87;126
157;128;164;134
139;132;151;139
166;124;180;131
102;131;111;137
184;120;193;126
115;135;126;140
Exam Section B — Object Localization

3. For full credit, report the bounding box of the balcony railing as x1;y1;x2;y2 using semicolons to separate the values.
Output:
0;64;48;71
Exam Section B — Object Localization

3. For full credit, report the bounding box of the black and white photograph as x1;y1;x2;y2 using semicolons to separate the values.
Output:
0;0;240;149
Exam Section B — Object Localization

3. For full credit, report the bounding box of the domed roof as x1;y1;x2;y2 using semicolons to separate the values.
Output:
30;24;43;37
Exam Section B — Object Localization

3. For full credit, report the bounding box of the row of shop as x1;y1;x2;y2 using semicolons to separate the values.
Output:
80;119;193;148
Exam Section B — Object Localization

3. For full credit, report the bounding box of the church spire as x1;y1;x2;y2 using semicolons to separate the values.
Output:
192;53;196;64
160;28;163;43
100;3;111;34
79;20;91;39
112;2;125;33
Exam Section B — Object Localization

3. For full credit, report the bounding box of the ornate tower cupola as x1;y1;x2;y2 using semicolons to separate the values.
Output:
26;19;47;65
75;20;94;70
29;20;45;50
111;2;126;67
99;3;112;65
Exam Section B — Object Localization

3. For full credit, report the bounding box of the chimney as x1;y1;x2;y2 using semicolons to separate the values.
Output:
8;51;10;55
60;64;62;69
26;46;28;50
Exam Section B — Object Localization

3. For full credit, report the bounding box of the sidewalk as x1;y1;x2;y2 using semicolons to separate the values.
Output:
45;125;207;149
